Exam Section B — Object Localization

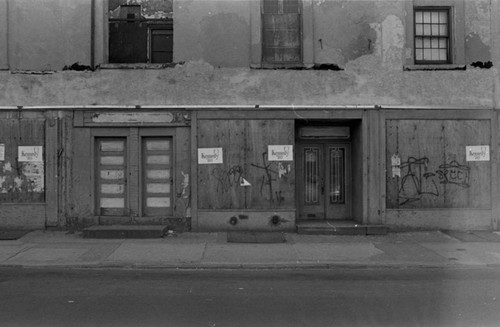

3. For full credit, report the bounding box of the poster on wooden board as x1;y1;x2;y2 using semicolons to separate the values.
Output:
198;148;223;164
18;146;43;162
466;145;490;161
268;145;293;161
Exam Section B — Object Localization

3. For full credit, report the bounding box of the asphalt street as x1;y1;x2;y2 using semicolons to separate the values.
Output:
0;267;499;327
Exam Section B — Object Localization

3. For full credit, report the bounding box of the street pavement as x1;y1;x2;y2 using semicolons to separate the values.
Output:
1;230;500;269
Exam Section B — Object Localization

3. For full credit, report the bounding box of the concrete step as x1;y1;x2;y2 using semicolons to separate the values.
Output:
82;225;169;239
297;221;387;236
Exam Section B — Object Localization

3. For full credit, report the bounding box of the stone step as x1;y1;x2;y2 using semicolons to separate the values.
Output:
82;225;169;239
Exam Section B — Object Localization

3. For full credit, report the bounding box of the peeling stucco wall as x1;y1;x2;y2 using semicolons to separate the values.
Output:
0;0;7;69
8;0;92;71
174;1;250;67
465;0;491;62
0;62;495;107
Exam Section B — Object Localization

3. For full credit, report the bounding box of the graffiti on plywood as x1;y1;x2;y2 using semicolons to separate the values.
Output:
398;156;471;206
251;152;291;204
398;157;439;205
211;165;244;194
436;161;470;188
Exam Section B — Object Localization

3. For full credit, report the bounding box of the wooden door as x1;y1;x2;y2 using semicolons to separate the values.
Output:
297;143;351;220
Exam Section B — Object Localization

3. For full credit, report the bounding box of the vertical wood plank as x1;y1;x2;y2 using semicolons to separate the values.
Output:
45;117;58;226
462;120;491;208
385;119;399;209
190;112;199;229
247;119;295;209
175;127;191;218
128;128;139;217
71;128;93;218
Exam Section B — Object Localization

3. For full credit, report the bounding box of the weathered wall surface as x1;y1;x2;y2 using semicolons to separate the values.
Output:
1;0;495;70
0;0;7;70
8;0;92;71
312;0;403;68
174;1;251;67
465;0;492;62
0;63;495;107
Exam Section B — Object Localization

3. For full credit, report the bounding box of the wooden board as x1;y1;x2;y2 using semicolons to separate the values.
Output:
0;119;45;203
197;120;294;210
386;119;490;209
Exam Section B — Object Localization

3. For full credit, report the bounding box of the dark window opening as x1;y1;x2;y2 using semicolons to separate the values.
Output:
108;1;173;64
262;0;302;67
414;7;451;64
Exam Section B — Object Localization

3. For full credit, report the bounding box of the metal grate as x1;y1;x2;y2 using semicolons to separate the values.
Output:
329;147;345;204
304;147;320;204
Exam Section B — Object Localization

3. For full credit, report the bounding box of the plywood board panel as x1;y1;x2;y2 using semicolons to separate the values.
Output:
198;120;246;209
247;120;295;209
0;119;45;203
386;119;491;209
70;128;93;217
174;127;191;218
197;120;294;210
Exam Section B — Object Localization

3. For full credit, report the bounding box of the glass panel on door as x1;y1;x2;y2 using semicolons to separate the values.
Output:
142;137;173;216
96;138;127;216
329;147;345;204
298;143;350;220
305;147;320;204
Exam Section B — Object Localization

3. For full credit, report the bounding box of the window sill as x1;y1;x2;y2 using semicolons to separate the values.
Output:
100;63;179;70
404;64;466;71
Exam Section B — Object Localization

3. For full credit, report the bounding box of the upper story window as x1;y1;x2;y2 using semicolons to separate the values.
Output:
414;8;450;64
261;0;302;67
404;1;465;69
108;1;173;64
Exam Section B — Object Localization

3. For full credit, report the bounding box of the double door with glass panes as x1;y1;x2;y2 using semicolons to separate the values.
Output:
95;129;173;219
297;143;351;220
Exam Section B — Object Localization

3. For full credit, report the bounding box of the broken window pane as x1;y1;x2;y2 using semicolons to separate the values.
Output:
108;0;173;64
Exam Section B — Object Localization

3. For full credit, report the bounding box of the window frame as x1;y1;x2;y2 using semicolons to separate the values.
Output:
148;23;174;64
413;6;451;65
404;0;465;70
250;0;313;69
260;0;303;68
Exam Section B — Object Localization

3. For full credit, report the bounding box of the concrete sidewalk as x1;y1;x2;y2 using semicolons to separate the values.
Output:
1;230;500;269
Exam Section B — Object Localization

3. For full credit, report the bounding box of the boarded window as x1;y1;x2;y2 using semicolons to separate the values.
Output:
150;28;173;63
0;119;45;203
197;120;295;210
414;8;450;64
262;0;302;66
386;120;490;209
96;138;127;216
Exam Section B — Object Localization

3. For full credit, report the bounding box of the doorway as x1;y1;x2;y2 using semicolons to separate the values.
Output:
297;142;351;220
93;128;175;223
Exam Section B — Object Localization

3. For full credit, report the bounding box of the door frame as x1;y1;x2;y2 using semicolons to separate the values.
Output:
91;127;177;223
296;140;352;221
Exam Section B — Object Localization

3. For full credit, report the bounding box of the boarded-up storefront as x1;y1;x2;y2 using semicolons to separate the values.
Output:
384;111;494;230
196;119;295;230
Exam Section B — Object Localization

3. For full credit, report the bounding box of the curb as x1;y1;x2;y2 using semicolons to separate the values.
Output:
0;261;476;271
